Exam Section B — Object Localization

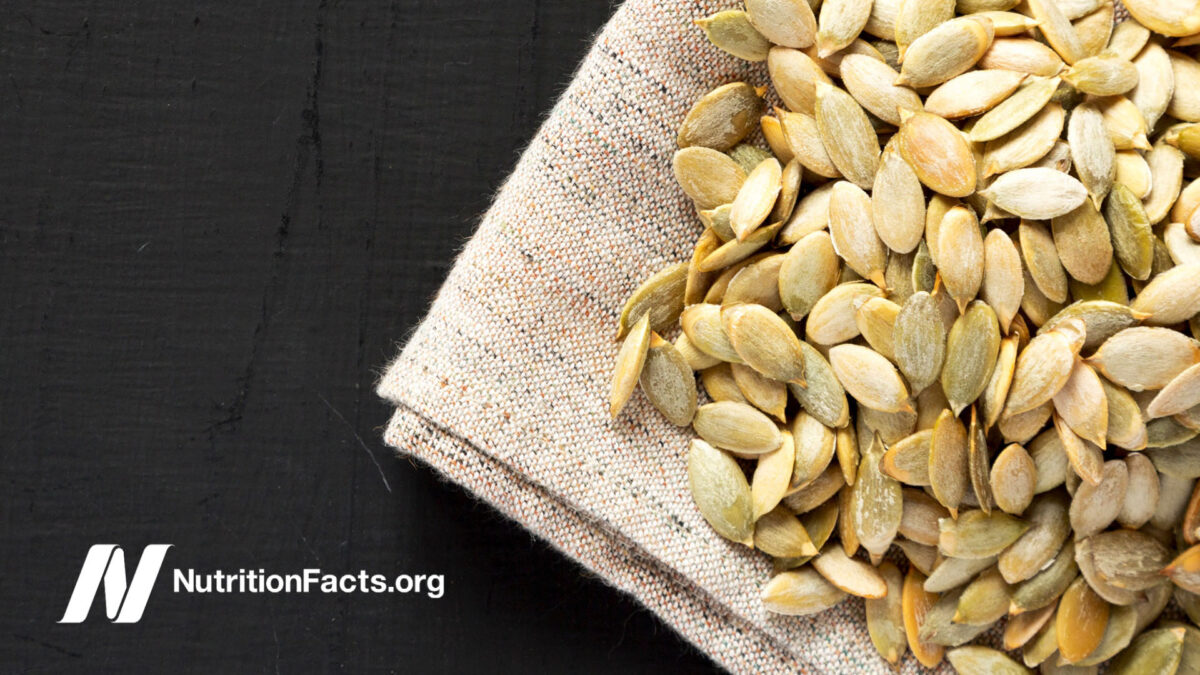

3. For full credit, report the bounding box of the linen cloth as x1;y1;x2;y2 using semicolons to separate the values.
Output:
376;1;1097;671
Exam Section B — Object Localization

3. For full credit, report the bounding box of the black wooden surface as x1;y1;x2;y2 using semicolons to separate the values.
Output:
0;2;723;672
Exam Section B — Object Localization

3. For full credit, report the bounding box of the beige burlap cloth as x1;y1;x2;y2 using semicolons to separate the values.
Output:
378;1;953;672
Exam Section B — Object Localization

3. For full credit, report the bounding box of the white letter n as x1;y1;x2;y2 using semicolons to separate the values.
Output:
58;544;172;623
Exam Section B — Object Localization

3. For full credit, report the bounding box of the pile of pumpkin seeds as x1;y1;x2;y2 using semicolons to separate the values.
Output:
609;0;1200;671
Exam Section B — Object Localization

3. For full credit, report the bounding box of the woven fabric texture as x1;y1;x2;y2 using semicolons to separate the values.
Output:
374;0;1068;671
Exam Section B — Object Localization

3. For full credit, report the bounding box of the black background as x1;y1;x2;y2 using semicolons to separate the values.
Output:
0;2;722;672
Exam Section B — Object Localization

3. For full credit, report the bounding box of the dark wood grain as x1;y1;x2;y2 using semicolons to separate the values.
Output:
0;1;722;671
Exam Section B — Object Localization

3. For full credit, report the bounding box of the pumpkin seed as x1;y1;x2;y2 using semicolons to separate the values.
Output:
688;439;754;544
980;335;1018;430
693;401;783;455
1052;204;1113;290
610;313;652;418
930;408;969;516
1169;51;1200;121
1076;605;1140;666
1143;138;1185;224
673;147;746;209
871;142;925;253
989;443;1035;515
639;334;698;425
1166;221;1200;266
731;363;787;421
828;181;887;287
751;432;796;519
723;253;786;310
1011;539;1078;613
943;302;1001;415
1025;0;1086;65
760;114;794;164
678;82;764;151
1130;42;1175;130
812;542;887;597
865;561;907;664
1057;576;1110;663
953;568;1011;627
982;101;1065;177
999;490;1071;584
970;76;1062;142
777;109;842;179
1055;412;1105;486
1004;604;1057;651
1108;19;1151;61
978;38;1065;77
723;303;808;384
1070;459;1129;538
830;344;913;413
1147;438;1200;478
1088;326;1200;391
768;47;832;115
1020;219;1070;304
896;111;977;198
754;505;819;557
814;0;872;56
1073;0;1114;58
1088;528;1171;592
1022;615;1060;667
761;567;848;615
806;282;885;345
616;262;689;338
730;158;782;240
839;53;921;127
778;180;834;244
790;341;851;428
898;486;947;545
1052;359;1108;447
855;296;899;362
1063;53;1139;96
814;82;880;189
852;433;902;558
919;586;992;646
980;167;1088;219
939;509;1028;559
893;0;954;59
896;15;995;88
938;207;986;313
783;463;846;513
790;411;836;488
1006;327;1078;414
881;430;932;485
1108;626;1186;675
925;69;1027;119
745;0;818;49
696;10;772;62
903;567;946;668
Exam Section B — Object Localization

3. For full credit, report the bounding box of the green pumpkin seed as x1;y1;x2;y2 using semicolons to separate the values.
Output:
688;439;754;544
695;10;772;62
754;505;819;557
678;82;765;151
939;509;1029;559
693;401;783;455
722;303;807;384
942;302;1001;415
762;567;848;615
639;334;698;426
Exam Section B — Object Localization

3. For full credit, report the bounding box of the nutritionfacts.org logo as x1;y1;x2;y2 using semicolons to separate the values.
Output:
58;544;445;624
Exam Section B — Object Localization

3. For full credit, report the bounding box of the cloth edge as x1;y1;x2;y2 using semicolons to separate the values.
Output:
383;402;811;675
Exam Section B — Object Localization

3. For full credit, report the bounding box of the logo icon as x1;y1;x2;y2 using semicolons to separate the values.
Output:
59;544;172;623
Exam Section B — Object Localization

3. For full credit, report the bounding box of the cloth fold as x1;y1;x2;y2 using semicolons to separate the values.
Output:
378;1;915;671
